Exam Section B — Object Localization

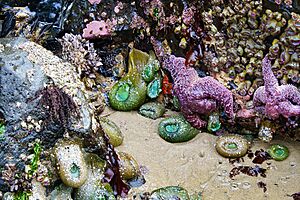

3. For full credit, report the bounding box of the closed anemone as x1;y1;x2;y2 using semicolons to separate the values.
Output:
139;102;165;119
150;186;190;200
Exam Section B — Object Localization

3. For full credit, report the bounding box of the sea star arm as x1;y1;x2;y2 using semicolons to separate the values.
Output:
280;85;300;105
262;56;279;96
278;101;300;118
181;109;207;129
196;77;234;119
253;86;266;107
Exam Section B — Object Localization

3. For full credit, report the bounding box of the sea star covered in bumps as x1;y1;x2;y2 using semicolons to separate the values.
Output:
253;55;300;119
151;37;234;129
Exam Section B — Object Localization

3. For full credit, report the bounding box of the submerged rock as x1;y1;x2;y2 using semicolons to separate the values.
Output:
29;180;47;200
54;140;88;188
150;186;190;200
0;37;98;191
139;102;165;119
158;115;199;143
99;117;123;147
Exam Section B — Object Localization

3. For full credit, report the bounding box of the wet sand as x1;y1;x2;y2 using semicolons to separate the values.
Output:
103;108;300;200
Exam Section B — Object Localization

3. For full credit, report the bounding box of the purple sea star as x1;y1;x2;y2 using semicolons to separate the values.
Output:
253;55;300;119
151;37;234;129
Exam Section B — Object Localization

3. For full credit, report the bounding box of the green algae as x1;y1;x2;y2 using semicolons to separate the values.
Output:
29;142;41;175
0;122;5;135
14;191;31;200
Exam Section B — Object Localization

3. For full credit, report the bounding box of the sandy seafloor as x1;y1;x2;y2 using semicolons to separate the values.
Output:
101;108;300;200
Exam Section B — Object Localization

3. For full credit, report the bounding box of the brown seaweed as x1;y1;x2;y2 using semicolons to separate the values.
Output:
36;85;78;129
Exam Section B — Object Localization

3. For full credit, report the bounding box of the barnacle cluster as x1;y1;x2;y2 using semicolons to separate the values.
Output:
202;1;287;98
268;12;300;86
60;33;104;88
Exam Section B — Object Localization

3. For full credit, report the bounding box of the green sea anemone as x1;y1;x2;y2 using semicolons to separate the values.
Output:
267;144;289;161
55;140;88;188
142;51;160;82
215;134;249;158
109;48;150;111
158;115;199;143
207;112;221;132
147;78;162;99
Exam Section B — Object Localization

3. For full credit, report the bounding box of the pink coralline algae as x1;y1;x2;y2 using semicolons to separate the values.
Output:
253;55;300;119
151;37;234;129
83;20;113;39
